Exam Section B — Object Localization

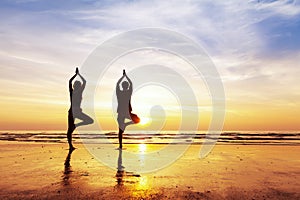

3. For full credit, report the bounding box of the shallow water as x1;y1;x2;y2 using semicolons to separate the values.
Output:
0;130;299;145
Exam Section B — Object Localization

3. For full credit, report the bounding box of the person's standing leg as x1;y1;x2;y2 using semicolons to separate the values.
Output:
67;109;76;150
118;128;124;149
117;115;125;149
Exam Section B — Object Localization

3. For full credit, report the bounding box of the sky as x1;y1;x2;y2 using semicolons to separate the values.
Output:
0;0;299;131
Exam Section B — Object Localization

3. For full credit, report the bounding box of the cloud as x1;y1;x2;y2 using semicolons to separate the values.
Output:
214;50;300;106
61;1;262;56
1;0;299;60
254;0;300;17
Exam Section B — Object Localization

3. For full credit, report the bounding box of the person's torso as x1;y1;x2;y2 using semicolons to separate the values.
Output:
72;90;82;108
117;90;132;112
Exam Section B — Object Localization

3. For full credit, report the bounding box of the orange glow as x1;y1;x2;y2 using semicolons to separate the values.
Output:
1;97;300;131
0;71;299;131
138;117;150;126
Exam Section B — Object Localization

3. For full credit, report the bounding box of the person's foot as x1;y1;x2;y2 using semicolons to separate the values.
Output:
116;146;126;150
125;121;134;127
69;146;76;151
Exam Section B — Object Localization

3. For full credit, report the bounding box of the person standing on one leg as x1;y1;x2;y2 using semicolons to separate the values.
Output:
116;69;140;149
67;67;93;150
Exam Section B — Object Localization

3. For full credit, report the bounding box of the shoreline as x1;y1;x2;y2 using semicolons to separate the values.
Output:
1;139;300;146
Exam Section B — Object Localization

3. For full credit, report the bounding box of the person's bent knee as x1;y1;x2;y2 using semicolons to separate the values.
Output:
87;118;94;125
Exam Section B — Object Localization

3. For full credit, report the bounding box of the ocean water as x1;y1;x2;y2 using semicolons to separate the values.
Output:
0;130;300;145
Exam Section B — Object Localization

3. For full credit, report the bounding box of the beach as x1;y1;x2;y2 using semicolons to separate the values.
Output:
0;141;299;199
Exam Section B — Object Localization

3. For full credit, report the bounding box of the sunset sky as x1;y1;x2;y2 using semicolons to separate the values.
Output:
0;0;299;131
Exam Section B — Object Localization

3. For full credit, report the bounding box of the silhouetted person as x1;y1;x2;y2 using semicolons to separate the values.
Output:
63;148;74;186
116;69;140;149
67;67;93;150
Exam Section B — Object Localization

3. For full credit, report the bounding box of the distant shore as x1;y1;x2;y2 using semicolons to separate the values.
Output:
0;141;299;199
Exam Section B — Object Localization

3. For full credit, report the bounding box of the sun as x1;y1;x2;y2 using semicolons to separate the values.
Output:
139;117;150;126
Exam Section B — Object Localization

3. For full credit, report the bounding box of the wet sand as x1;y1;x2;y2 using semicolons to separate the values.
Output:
0;141;299;199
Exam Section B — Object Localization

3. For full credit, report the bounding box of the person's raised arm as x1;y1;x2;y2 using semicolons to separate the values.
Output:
116;69;126;92
69;68;78;92
116;75;124;92
77;69;86;90
124;70;132;92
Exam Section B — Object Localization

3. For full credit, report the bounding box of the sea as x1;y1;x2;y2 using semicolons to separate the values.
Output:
0;130;300;145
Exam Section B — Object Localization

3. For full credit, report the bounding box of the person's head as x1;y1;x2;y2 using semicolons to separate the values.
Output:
121;81;129;90
73;81;81;90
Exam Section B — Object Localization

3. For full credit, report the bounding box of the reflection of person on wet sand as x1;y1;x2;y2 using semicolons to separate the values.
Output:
63;148;74;186
116;149;125;185
67;67;93;150
115;148;140;187
116;69;140;149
